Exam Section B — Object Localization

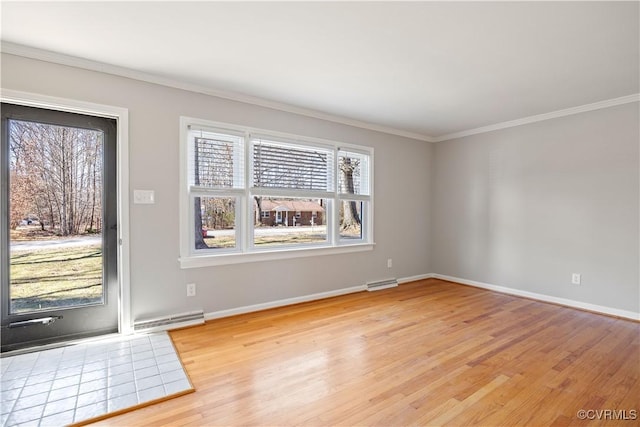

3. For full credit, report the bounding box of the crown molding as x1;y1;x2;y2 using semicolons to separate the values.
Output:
2;42;637;144
432;93;640;142
0;42;432;143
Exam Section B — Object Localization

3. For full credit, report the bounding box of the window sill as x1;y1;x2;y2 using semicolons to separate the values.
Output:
179;242;375;268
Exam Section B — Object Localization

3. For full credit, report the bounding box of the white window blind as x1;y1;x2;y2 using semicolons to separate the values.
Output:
188;128;244;189
338;150;369;196
252;139;334;192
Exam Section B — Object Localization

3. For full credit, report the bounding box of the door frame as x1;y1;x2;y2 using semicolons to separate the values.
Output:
1;89;131;337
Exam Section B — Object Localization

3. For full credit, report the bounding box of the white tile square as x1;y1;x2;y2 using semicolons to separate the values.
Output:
108;362;133;376
42;395;76;418
74;400;107;423
134;365;159;380
137;385;165;403
55;365;83;379
164;378;192;395
132;357;156;370
1;377;27;391
24;372;54;387
136;374;162;391
82;360;108;373
81;369;107;384
19;382;52;398
160;369;187;384
57;355;85;369
51;374;80;390
108;348;131;359
107;392;139;413
129;336;151;346
152;346;175;356
108;371;134;387
5;360;35;372
108;381;136;399
5;404;44;425
76;388;107;408
131;350;154;362
130;344;152;354
39;408;75;427
1;399;16;415
78;378;107;395
28;364;57;376
1;368;31;381
13;391;48;412
108;355;132;367
155;353;178;365
157;360;182;374
1;388;22;402
47;384;78;402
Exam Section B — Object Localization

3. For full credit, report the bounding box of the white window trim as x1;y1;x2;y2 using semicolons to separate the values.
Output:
179;117;374;268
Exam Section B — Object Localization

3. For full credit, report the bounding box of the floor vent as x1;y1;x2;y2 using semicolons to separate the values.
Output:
133;310;204;333
366;279;398;291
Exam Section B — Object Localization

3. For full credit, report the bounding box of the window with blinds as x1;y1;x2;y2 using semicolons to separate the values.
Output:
181;117;373;262
188;129;244;189
252;139;333;192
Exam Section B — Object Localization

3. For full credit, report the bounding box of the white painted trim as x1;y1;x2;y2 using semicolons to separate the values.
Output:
398;273;433;284
0;89;133;334
430;273;640;321
204;285;367;321
433;94;640;142
180;243;374;268
1;42;430;143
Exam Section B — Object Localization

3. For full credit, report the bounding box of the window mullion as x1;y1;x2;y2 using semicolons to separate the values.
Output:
332;148;339;246
244;131;253;252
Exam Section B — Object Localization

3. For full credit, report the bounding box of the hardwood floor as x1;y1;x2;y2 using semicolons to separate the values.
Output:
93;279;640;426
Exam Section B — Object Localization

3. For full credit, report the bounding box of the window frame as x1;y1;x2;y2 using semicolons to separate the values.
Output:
179;117;374;268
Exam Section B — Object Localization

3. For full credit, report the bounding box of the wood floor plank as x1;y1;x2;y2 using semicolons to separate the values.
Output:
91;279;640;426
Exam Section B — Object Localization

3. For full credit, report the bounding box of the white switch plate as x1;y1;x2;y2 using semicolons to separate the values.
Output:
387;258;393;268
133;190;155;204
571;273;581;285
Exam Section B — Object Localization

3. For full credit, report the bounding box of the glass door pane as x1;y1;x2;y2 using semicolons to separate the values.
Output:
8;119;105;314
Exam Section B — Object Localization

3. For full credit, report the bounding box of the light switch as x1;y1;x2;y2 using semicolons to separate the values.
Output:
133;190;155;204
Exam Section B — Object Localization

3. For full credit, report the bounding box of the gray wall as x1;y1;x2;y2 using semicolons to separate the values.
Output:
431;102;639;313
1;53;433;321
3;52;638;320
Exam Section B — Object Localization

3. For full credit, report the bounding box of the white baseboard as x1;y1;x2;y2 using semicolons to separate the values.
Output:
430;273;640;321
398;273;433;284
202;272;639;323
205;285;366;321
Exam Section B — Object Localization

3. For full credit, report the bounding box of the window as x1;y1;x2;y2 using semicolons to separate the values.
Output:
180;117;373;267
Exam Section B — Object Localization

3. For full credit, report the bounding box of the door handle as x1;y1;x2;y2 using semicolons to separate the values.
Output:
8;316;63;328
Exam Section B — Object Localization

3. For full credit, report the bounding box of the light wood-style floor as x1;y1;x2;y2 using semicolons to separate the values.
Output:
94;279;640;426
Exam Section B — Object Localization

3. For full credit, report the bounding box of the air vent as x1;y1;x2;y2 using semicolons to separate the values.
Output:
366;279;398;291
133;310;204;333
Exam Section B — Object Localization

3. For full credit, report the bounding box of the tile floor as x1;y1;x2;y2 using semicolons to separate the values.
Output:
0;332;192;426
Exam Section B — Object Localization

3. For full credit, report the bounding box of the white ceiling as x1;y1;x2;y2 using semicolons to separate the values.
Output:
1;1;638;141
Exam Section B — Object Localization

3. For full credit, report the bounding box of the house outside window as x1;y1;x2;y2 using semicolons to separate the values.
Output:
179;117;373;267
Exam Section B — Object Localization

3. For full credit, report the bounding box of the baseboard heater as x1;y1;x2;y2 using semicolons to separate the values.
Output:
133;310;204;333
366;278;398;291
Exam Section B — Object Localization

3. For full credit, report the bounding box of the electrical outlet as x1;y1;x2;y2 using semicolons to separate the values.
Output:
387;258;393;268
186;283;196;297
571;273;581;285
